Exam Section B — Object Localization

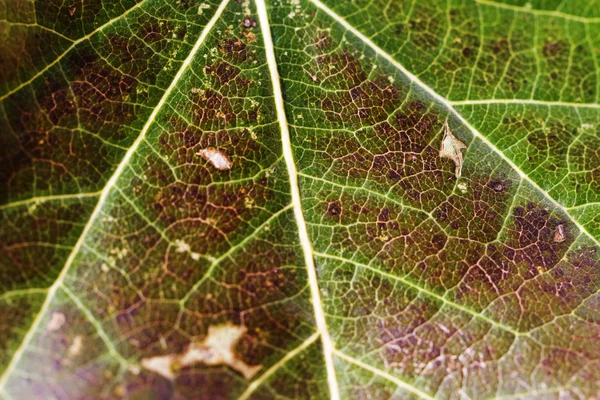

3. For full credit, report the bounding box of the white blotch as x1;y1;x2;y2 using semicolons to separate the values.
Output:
435;322;451;335
101;263;109;273
439;121;467;178
175;240;191;253
581;123;594;129
68;335;83;357
128;365;141;375
197;3;210;15
141;354;177;380
457;182;467;193
387;76;394;84
554;224;566;243
110;247;128;260
191;252;200;261
159;334;168;350
141;322;262;380
46;312;66;332
242;0;251;16
197;147;232;171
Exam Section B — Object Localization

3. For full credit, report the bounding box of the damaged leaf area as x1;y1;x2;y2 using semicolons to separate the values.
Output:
1;0;600;399
141;322;262;380
439;122;467;178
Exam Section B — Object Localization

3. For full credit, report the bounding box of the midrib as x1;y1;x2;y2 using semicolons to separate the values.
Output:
254;0;341;399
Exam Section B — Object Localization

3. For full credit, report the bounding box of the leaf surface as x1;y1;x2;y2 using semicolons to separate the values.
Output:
1;0;600;399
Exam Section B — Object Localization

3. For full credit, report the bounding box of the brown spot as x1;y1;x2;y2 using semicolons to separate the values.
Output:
205;62;240;86
191;89;235;128
315;30;333;51
491;38;508;55
327;201;342;216
462;47;471;57
242;31;256;43
219;38;248;63
543;42;562;57
489;181;504;192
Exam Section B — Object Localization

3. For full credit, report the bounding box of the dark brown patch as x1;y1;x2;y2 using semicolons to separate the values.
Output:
219;38;248;63
190;89;235;129
491;38;509;55
314;30;333;51
205;62;241;86
433;177;513;242
543;41;563;57
327;201;342;217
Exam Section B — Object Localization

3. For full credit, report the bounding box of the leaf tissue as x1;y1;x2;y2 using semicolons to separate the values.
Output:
1;0;600;398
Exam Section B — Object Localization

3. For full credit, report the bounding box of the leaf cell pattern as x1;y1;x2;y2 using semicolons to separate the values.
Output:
0;0;599;399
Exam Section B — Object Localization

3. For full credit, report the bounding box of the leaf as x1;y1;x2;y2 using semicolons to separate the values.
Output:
1;0;599;399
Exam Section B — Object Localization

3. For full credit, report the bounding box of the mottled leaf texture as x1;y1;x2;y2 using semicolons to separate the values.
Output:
1;0;600;399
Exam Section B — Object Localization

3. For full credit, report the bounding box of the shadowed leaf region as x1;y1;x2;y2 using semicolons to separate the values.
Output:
0;0;599;399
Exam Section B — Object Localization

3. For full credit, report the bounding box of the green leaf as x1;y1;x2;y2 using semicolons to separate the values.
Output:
1;0;599;398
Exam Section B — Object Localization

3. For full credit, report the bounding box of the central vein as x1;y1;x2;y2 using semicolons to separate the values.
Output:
254;0;341;398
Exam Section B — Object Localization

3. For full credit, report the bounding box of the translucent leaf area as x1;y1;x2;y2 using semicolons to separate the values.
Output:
1;0;600;398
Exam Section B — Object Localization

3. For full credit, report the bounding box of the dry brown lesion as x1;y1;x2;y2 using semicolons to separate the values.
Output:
439;121;467;179
141;322;262;380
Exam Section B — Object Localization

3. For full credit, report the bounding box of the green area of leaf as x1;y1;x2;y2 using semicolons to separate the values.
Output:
1;0;599;398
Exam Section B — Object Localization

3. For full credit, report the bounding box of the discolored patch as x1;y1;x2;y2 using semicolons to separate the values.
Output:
197;147;233;171
439;121;467;178
141;322;262;380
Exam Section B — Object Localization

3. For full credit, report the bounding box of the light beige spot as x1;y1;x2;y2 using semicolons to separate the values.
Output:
554;224;566;243
197;3;210;15
175;240;191;253
141;322;262;380
197;147;232;171
68;335;83;357
439;121;467;178
46;312;66;332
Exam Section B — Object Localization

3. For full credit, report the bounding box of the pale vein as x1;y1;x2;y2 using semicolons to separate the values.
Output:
255;0;340;398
